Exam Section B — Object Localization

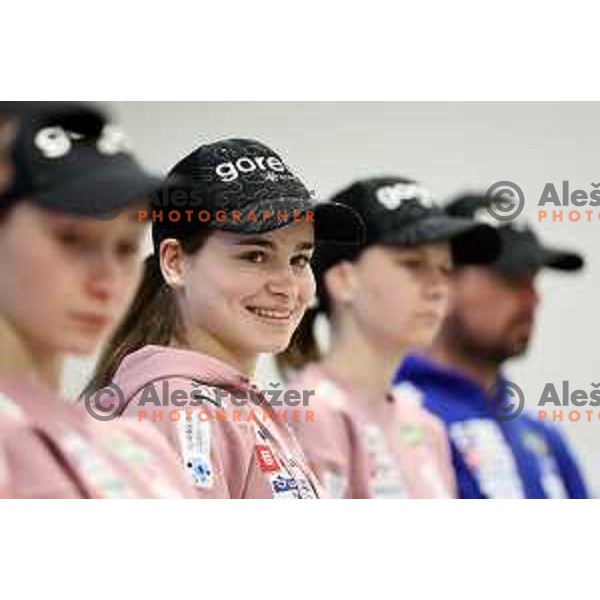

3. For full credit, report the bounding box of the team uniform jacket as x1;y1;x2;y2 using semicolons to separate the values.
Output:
0;375;192;498
394;355;589;499
111;345;321;499
283;364;457;499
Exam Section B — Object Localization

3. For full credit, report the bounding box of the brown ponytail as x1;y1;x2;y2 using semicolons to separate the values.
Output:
276;306;322;377
83;230;211;395
276;240;363;379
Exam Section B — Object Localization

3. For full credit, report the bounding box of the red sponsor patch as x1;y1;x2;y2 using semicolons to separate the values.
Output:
255;444;279;473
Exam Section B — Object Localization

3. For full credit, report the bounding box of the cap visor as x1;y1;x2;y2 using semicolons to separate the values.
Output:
493;238;585;278
207;197;365;244
33;164;161;219
540;247;584;272
380;214;501;265
313;202;365;244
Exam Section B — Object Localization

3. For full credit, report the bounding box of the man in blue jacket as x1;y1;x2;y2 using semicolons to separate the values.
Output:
394;193;589;498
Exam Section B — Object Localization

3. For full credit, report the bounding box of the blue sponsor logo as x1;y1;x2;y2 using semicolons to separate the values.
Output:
187;457;213;488
272;475;298;494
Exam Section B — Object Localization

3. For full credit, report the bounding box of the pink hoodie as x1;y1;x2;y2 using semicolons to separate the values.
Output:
0;375;192;498
283;364;457;499
111;345;321;499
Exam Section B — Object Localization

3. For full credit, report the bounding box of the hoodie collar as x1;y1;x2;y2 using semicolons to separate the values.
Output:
113;345;255;400
399;354;508;409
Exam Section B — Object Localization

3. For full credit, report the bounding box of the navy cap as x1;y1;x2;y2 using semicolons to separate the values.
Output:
446;193;584;277
0;102;159;219
151;138;365;253
323;177;501;265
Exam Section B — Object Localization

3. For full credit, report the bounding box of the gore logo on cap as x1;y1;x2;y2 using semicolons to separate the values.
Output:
34;124;130;159
214;155;289;183
474;204;530;232
376;182;435;211
474;206;528;231
473;206;502;227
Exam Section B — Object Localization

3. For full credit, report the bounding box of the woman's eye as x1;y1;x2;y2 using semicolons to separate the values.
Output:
291;254;311;269
56;229;87;249
398;259;423;270
440;264;453;278
241;251;267;264
116;240;140;259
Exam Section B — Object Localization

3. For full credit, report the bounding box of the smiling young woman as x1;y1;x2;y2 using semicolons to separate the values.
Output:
86;138;364;499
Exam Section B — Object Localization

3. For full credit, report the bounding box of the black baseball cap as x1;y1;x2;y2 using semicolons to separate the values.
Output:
0;102;160;219
322;177;501;265
151;138;365;253
446;193;585;277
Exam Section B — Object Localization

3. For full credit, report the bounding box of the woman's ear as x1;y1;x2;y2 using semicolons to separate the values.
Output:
323;261;357;306
159;239;187;289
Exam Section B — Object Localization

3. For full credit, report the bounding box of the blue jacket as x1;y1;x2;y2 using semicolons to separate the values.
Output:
394;355;589;499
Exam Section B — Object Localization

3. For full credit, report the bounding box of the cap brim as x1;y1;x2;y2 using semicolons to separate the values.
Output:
33;164;161;219
540;247;584;272
313;202;365;244
206;197;365;244
492;228;585;278
379;214;501;265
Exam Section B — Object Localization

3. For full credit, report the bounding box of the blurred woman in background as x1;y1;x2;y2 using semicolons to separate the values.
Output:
277;177;500;498
0;103;191;498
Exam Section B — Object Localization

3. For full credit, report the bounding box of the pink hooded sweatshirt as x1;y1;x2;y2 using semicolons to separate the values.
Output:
0;375;193;498
111;345;321;499
283;364;457;499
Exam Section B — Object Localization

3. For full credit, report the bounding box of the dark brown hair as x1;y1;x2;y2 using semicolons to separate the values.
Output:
276;240;362;377
83;229;213;395
276;306;323;376
0;115;17;222
0;200;14;224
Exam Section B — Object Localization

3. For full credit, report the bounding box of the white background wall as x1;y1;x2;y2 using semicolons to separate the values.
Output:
64;102;600;494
